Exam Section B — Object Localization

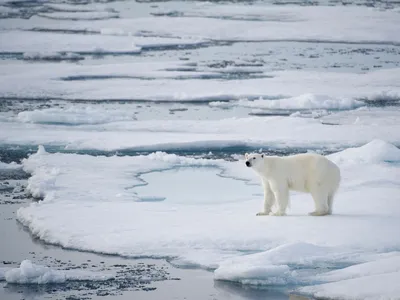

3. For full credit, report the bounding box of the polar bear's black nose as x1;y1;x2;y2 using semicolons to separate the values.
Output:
246;161;250;167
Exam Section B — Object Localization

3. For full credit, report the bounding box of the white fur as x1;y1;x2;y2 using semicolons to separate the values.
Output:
245;152;341;216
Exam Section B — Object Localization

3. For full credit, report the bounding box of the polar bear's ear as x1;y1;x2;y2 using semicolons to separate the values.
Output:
245;153;249;159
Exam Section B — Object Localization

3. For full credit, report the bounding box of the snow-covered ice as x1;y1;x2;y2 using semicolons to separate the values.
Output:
299;255;400;299
0;31;141;55
15;140;400;297
1;260;113;284
6;5;399;45
17;107;137;125
0;30;207;55
1;59;399;101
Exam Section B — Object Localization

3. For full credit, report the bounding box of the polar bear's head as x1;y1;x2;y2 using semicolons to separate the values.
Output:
245;153;264;172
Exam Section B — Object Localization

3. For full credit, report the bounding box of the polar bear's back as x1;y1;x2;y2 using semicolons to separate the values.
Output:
280;153;341;193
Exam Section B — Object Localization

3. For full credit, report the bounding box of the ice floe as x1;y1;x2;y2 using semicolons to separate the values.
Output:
16;140;400;289
1;260;113;284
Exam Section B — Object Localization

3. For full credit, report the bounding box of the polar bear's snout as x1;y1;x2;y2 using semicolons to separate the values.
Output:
245;161;251;167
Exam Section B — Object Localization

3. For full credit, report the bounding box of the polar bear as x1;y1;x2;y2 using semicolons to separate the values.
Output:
245;152;341;216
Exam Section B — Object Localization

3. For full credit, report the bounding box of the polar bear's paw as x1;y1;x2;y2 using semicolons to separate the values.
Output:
256;211;269;216
309;211;329;216
270;211;286;216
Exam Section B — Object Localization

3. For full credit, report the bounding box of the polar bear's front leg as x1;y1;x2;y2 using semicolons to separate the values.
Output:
256;180;275;216
270;185;289;216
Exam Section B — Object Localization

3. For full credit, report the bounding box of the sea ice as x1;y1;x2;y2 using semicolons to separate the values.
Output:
1;60;399;101
16;140;400;278
210;94;365;110
0;30;207;54
2;260;113;284
1;114;399;152
12;5;400;45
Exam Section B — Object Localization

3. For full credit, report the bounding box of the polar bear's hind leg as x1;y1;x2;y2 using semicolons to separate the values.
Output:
309;187;330;216
327;191;336;215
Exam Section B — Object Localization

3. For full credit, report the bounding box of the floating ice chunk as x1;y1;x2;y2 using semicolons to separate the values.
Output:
210;94;365;111
5;260;66;284
0;267;10;281
0;161;21;169
329;139;400;164
215;263;293;286
3;260;113;284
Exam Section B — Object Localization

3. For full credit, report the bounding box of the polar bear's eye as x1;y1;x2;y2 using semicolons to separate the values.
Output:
253;157;256;160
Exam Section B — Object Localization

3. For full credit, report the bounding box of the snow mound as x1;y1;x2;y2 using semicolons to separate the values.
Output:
329;139;400;164
3;260;113;284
